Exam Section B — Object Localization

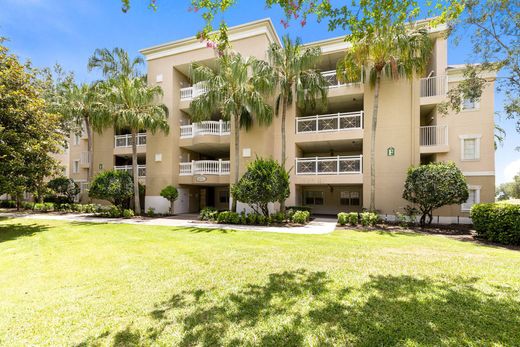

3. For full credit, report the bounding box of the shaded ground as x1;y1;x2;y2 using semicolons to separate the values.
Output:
0;218;519;346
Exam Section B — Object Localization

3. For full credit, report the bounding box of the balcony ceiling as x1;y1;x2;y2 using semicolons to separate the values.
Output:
298;139;363;154
175;58;218;81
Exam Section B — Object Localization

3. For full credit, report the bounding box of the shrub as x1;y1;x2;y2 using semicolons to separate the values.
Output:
231;158;290;217
287;206;312;213
47;177;80;204
107;206;122;218
292;210;310;224
360;212;379;227
160;185;179;215
338;212;358;226
200;207;218;221
0;200;16;208
88;170;134;210
471;203;520;245
146;207;156;217
240;211;247;225
122;209;135;219
56;203;73;212
247;212;258;225
403;162;469;226
217;211;240;224
337;212;348;226
395;206;419;227
271;211;286;223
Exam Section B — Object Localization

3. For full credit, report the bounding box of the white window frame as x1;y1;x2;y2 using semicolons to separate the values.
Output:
459;134;481;161
461;185;481;212
73;134;81;146
72;160;80;174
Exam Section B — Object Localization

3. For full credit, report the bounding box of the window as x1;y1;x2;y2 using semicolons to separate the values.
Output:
340;191;360;206
462;97;479;110
460;135;481;161
461;185;480;211
304;191;324;205
219;191;229;204
73;160;79;174
73;134;80;145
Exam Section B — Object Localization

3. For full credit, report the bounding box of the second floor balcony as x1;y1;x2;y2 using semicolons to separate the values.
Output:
180;160;231;176
420;125;449;153
420;75;447;100
114;164;146;178
296;155;363;175
180;120;231;138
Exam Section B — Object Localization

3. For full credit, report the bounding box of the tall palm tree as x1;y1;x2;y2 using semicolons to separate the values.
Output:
337;23;432;211
88;47;168;215
59;82;111;182
267;35;328;211
190;53;274;212
104;77;169;215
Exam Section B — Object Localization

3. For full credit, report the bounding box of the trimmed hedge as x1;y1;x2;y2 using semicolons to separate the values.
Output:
471;203;520;245
337;212;359;226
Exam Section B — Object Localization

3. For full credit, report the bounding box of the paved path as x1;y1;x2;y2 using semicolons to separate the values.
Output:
1;213;337;235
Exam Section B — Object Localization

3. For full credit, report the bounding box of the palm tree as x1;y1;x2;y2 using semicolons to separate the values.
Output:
337;23;432;211
190;53;274;212
88;48;168;215
104;77;169;215
59;82;111;182
267;35;328;211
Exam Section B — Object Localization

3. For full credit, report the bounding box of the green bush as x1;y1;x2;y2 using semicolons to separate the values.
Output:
122;209;135;219
88;170;133;210
47;177;80;204
360;212;379;227
147;207;155;217
160;185;179;214
240;211;247;225
337;212;348;226
247;212;258;225
287;206;312;213
0;200;16;208
33;202;54;212
271;211;286;223
471;203;520;245
292;210;310;224
200;207;218;221
337;212;358;226
217;211;240;224
107;206;122;218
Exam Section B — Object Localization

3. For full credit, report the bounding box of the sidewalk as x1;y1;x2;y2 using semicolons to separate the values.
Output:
1;212;337;235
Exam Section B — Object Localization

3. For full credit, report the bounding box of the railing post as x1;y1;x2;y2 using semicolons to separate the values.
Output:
337;155;340;174
218;159;222;176
337;112;340;131
191;160;195;175
315;157;318;175
219;120;223;135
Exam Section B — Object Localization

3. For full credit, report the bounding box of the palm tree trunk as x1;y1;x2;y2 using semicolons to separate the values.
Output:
84;115;93;183
369;71;382;212
131;130;140;215
280;97;288;213
232;114;240;212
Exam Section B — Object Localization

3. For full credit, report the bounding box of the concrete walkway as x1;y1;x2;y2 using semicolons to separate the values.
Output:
1;212;337;235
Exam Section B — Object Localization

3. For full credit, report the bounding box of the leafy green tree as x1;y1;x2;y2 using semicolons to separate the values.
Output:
231;157;290;217
0;38;65;210
190;53;274;212
496;173;520;201
403;162;469;226
58;82;111;182
160;185;179;215
88;48;169;215
88;170;134;209
47;177;80;204
267;35;327;211
335;0;433;211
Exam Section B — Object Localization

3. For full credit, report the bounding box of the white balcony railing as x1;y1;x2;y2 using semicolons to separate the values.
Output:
296;111;363;134
114;165;146;177
180;160;230;176
80;151;91;165
180;83;208;101
114;133;146;148
420;125;448;146
321;70;361;88
180;120;231;138
295;155;363;175
420;75;447;98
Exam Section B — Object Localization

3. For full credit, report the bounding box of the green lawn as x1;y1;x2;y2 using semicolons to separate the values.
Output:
0;218;519;346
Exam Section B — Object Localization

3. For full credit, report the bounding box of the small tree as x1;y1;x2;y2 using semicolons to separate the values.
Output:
47;177;80;204
231;158;290;217
403;162;469;226
88;170;134;210
160;185;179;215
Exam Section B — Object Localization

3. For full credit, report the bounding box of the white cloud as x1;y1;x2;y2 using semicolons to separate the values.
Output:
504;158;520;182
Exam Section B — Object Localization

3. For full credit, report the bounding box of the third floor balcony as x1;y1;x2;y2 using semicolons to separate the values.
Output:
295;111;364;144
420;75;447;105
180;120;231;138
420;125;449;153
179;120;231;152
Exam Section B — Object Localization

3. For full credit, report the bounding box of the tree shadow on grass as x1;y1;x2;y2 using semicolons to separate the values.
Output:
182;226;236;234
77;270;520;346
0;221;49;243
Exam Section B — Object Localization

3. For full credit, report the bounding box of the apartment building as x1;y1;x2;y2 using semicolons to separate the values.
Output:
70;18;495;221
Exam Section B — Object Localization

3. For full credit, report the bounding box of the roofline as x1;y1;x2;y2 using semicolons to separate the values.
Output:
140;18;281;61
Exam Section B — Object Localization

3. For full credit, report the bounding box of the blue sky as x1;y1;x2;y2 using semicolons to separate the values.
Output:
1;0;518;184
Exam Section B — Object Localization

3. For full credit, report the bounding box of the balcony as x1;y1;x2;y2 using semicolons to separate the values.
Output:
180;83;208;101
114;165;146;177
420;125;449;153
180;120;231;138
179;160;230;185
294;155;363;184
114;133;146;155
321;70;364;101
420;75;447;105
296;111;363;133
80;151;90;168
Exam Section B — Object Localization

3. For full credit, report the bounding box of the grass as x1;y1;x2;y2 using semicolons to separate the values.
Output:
0;218;519;346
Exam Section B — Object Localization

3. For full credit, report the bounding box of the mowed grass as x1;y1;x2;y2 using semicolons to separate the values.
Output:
0;218;519;346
